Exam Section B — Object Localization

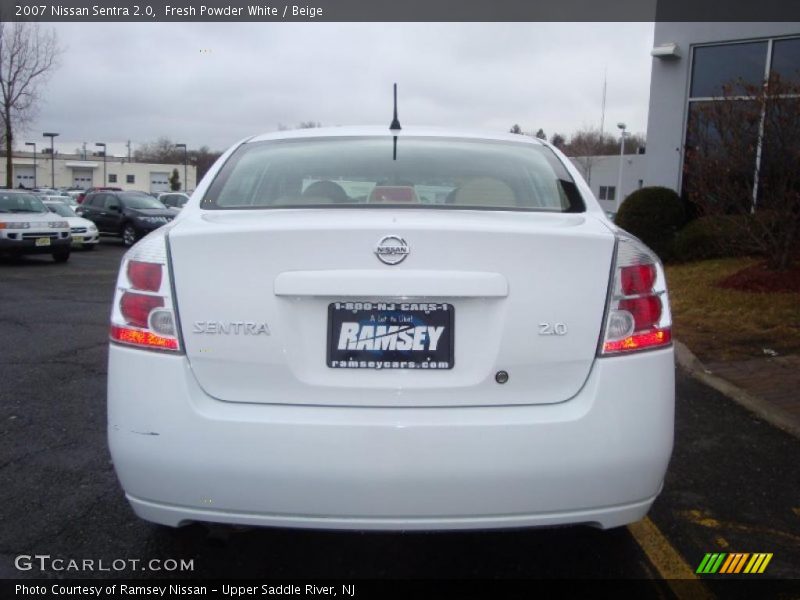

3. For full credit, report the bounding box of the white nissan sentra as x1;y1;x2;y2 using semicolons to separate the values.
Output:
108;126;674;530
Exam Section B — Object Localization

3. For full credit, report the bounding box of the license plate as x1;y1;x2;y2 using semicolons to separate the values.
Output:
327;301;454;369
35;237;51;247
73;236;84;243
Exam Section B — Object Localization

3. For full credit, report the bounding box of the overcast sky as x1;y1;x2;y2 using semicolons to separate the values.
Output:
25;22;655;155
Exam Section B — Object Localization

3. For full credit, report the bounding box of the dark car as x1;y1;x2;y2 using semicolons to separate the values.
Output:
76;186;122;204
80;191;175;247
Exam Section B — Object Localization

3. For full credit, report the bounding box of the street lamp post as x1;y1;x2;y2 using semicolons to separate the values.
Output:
43;132;59;189
24;142;36;188
175;143;187;191
95;142;107;185
615;122;627;213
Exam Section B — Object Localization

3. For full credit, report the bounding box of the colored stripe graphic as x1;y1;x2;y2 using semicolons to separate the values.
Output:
697;553;726;574
744;553;773;574
733;553;750;573
720;553;749;573
719;554;735;573
698;552;773;574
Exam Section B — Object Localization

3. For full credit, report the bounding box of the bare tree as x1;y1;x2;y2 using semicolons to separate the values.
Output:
685;73;800;270
509;124;523;135
563;128;609;184
562;127;645;184
0;21;60;188
190;145;222;182
134;137;183;164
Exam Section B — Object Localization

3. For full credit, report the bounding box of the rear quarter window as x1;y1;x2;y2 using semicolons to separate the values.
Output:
202;137;584;213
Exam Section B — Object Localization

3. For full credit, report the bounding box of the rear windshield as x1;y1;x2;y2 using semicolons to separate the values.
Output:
202;137;584;212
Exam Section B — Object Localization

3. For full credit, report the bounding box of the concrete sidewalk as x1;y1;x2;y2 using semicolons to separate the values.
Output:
675;341;800;439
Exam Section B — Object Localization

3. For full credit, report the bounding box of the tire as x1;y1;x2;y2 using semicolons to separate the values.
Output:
122;224;138;247
52;249;70;263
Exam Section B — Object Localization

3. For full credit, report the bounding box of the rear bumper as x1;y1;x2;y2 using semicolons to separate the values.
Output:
108;345;674;530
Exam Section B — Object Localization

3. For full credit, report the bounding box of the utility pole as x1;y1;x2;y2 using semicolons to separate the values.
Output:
599;67;607;142
126;140;132;162
616;123;627;213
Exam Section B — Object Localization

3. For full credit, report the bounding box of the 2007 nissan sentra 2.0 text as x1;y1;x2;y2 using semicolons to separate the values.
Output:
107;126;674;530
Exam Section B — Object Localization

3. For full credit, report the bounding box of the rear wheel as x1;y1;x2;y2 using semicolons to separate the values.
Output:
52;249;70;263
122;224;138;247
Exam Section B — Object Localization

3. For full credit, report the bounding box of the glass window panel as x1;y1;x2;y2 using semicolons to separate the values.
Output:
757;96;800;210
691;42;768;98
683;100;760;213
770;38;800;84
203;137;585;212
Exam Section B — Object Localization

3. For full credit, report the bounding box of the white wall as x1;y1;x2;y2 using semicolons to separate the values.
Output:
1;153;197;192
569;154;647;212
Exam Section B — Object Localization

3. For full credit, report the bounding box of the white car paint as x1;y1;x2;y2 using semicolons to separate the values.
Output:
108;127;674;530
0;191;72;258
43;201;99;247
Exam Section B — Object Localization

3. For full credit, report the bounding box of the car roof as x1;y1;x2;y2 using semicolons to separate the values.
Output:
2;189;40;195
247;126;547;145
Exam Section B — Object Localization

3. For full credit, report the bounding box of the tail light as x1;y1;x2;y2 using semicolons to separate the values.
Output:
600;231;672;355
109;228;181;352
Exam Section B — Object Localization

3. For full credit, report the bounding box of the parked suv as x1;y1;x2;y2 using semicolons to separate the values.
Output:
0;190;71;261
81;191;174;246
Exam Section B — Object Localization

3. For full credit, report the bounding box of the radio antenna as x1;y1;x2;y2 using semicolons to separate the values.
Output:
389;83;401;130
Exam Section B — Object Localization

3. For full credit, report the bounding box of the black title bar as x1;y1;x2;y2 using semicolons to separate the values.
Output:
5;0;800;22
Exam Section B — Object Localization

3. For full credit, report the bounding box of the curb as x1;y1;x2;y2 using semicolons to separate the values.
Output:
674;340;800;440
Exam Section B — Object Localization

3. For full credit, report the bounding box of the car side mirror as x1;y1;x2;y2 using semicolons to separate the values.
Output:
108;204;120;212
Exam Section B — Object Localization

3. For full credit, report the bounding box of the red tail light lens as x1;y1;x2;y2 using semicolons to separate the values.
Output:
127;260;163;292
110;230;180;352
620;264;656;295
120;292;164;328
619;296;662;331
600;233;672;355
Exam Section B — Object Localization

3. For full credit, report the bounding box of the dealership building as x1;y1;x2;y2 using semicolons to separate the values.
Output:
645;22;800;196
571;22;800;212
0;150;197;193
569;154;647;213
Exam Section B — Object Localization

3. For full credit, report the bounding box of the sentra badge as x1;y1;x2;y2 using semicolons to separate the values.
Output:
193;321;270;335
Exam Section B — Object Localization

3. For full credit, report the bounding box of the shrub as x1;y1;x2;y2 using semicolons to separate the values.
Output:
615;186;686;261
673;215;764;262
673;218;726;261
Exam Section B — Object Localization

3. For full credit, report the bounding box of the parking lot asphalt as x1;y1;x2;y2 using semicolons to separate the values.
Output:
1;243;798;588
